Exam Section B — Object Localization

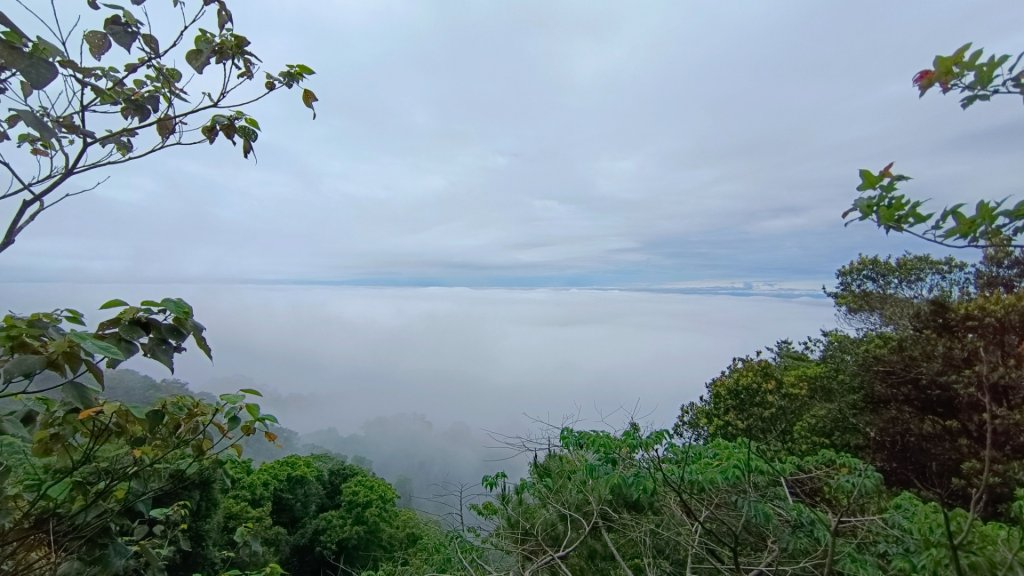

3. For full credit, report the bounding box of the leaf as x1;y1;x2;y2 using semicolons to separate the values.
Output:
117;323;147;341
217;4;233;32
84;30;112;60
63;381;97;409
219;393;245;404
264;431;278;443
239;388;263;397
78;405;104;420
236;124;258;143
301;88;318;119
99;298;130;309
103;14;138;52
136;541;161;570
69;331;127;360
0;40;59;90
156;115;174;140
159;297;191;317
159;323;188;343
185;47;211;74
83;359;104;387
0;417;29;439
145;409;165;432
11;108;57;140
191;329;213;360
1;354;48;383
19;79;32;98
142;338;175;372
140;32;159;54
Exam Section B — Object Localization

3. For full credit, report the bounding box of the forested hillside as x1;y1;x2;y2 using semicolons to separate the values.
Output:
3;1;1024;574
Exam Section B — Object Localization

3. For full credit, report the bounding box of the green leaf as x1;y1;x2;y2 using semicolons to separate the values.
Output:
191;326;212;361
63;380;97;409
1;354;48;383
0;416;29;439
142;338;175;372
0;40;59;90
145;409;165;432
64;315;87;327
84;30;112;60
159;297;191;318
99;298;130;310
219;393;245;404
117;323;146;341
68;331;127;360
239;388;263;397
103;14;138;52
140;32;159;54
301;88;318;119
159;323;188;343
10;108;57;140
185;47;211;74
156;115;174;140
236;124;258;143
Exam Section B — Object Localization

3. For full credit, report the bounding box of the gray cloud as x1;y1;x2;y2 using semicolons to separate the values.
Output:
0;284;834;433
3;1;1021;284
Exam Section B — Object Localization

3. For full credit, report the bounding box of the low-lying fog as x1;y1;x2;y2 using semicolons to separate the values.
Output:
0;283;834;435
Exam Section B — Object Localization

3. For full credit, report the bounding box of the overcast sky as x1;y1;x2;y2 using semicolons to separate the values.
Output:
1;2;1021;431
3;0;1022;285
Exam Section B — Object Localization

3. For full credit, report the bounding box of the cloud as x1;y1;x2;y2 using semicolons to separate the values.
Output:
2;1;1021;286
0;283;835;433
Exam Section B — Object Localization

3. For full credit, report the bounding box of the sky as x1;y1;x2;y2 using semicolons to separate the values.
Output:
1;1;1022;432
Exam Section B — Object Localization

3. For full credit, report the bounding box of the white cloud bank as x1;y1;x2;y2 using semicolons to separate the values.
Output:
0;284;834;433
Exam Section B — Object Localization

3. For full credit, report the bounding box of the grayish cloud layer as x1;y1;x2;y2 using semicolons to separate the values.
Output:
0;284;833;432
2;1;1021;285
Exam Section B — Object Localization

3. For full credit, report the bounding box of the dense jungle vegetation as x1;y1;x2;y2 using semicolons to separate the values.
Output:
3;2;1024;575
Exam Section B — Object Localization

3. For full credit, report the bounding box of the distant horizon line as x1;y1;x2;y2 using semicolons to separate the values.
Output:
0;278;831;299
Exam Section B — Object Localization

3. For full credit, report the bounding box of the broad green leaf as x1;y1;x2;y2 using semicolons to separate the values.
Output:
185;47;211;74
103;14;138;52
117;323;147;341
142;338;175;372
1;354;48;383
239;388;262;397
159;297;191;317
68;331;126;359
140;32;159;54
99;298;130;309
0;40;59;90
63;380;97;408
